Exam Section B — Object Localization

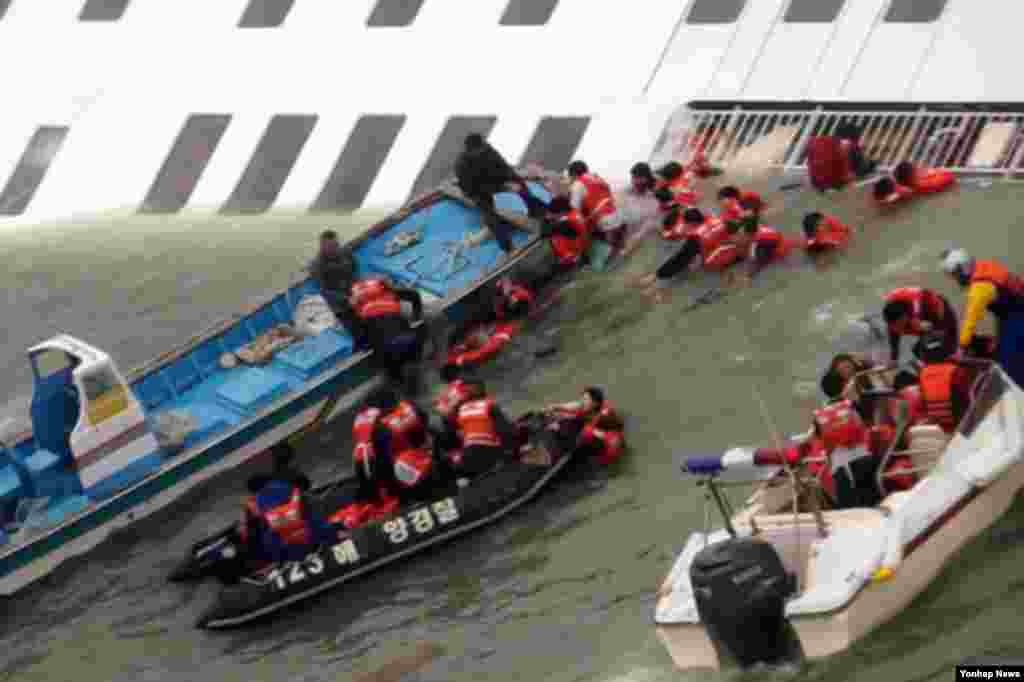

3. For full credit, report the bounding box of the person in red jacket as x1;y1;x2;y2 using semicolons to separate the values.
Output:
541;195;592;269
882;287;958;363
445;379;519;478
723;203;791;286
544;387;626;465
655;161;700;206
567;160;626;254
349;276;426;390
631;207;731;302
802;212;851;257
915;332;984;435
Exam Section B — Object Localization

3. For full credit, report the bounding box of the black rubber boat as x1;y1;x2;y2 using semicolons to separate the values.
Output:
190;415;578;629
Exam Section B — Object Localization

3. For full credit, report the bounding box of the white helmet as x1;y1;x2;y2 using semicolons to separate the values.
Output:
941;248;974;277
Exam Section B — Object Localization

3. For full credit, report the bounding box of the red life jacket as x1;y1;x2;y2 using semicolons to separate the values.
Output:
884;287;946;335
495;279;534;318
433;380;472;418
261;486;310;546
446;321;520;368
352;407;382;477
806;214;850;250
349;278;402;319
577;401;625;465
970;259;1024;319
576;173;616;224
656;175;700;206
394;448;434;488
660;209;694;241
692;217;730;263
919;362;959;433
909;168;956;194
380;401;426;454
550;209;592;266
813;400;867;451
456;398;502;448
748;225;790;261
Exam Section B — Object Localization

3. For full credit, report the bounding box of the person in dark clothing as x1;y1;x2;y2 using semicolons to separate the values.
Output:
835;122;877;178
364;387;439;503
309;230;365;346
445;276;534;353
445;378;519;478
349;276;428;390
454;133;549;255
268;441;311;492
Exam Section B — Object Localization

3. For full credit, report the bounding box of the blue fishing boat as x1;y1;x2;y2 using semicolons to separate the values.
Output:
0;179;552;594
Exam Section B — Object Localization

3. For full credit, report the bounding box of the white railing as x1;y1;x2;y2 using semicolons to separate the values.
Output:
651;102;1024;177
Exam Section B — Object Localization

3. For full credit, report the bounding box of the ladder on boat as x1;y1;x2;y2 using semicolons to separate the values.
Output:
651;101;1024;178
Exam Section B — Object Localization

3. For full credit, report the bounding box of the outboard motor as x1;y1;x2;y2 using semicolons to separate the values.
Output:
690;537;797;668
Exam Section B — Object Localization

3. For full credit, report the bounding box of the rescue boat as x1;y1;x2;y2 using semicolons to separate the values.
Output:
0;176;552;595
654;364;1024;670
185;413;581;629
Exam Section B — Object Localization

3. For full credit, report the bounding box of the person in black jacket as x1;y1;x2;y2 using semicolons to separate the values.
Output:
454;134;548;255
309;230;365;345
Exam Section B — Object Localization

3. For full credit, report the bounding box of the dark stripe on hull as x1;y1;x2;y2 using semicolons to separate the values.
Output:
74;421;150;470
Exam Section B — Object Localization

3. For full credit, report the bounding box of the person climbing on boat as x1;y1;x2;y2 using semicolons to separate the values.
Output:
240;473;334;563
543;387;625;465
309;230;364;346
442;276;536;372
454;133;549;257
541;195;593;270
434;365;474;424
631;207;731;303
882;287;958;363
915;332;987;435
628;162;658;197
447;378;518;478
942;248;1024;385
802;212;851;256
567;160;627;256
349;275;426;391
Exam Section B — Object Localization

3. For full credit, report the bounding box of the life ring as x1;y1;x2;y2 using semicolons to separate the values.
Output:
445;321;523;369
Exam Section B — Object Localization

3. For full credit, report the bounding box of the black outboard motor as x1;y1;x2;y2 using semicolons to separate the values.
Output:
690;537;798;668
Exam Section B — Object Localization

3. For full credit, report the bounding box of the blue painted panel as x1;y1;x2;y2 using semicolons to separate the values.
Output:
272;328;353;380
190;340;223;378
214;367;293;414
133;373;173;411
84;452;162;501
219;322;254;354
245;304;282;339
270;294;292;324
167;360;201;396
36;494;90;528
0;465;24;522
24;449;80;500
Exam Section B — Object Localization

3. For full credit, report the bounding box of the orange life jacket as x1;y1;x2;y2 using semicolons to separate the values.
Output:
576;173;616;223
656;175;700;206
550;209;592;266
660;209;694;241
394;448;434;488
813;400;867;451
692;217;730;262
434;380;472;418
446;321;520;368
910;168;956;194
970;259;1024;319
495;279;534;318
349;278;402;319
806;214;850;250
919;362;959;433
748;225;790;261
261;487;310;546
456;398;502;448
380;400;425;454
884;287;946;335
578;401;625;464
352;407;382;476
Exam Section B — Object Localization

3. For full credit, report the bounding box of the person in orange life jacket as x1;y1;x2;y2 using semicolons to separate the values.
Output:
349;275;426;386
243;474;333;563
455;133;548;255
444;275;535;365
567;160;626;252
370;387;438;503
628;162;658;197
445;378;519;478
630;208;724;303
540;195;592;270
802;212;852;258
351;388;394;504
723;203;787;286
717;186;766;224
915;332;982;435
942;248;1024;385
892;161;957;196
872;176;915;205
655;161;701;206
544;387;625;465
881;287;958;364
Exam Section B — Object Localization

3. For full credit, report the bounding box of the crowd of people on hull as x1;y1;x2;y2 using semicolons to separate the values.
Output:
241;125;1023;562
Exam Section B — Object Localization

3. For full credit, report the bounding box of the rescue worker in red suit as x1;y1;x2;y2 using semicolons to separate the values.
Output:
882;287;959;364
239;474;333;563
631;207;730;302
444;276;535;370
371;388;439;503
567;161;626;253
916;332;984;435
446;378;519;478
544;387;625;465
349;275;426;390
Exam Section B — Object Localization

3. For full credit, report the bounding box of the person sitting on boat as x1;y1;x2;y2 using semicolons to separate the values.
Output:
882;287;958;364
567;160;626;256
242;474;333;563
352;390;392;503
655;161;700;206
628;162;658;197
310;229;364;345
915;332;986;435
942;248;1024;385
544;387;625;465
447;378;519;478
371;387;439;503
455;133;549;258
802;212;851;256
349;275;426;390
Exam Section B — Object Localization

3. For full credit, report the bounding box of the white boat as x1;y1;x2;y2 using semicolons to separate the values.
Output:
654;364;1024;670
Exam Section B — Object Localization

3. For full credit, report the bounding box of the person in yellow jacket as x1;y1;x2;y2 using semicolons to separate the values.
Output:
941;248;1024;384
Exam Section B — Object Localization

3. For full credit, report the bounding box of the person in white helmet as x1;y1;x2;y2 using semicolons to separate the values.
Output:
942;248;1024;383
